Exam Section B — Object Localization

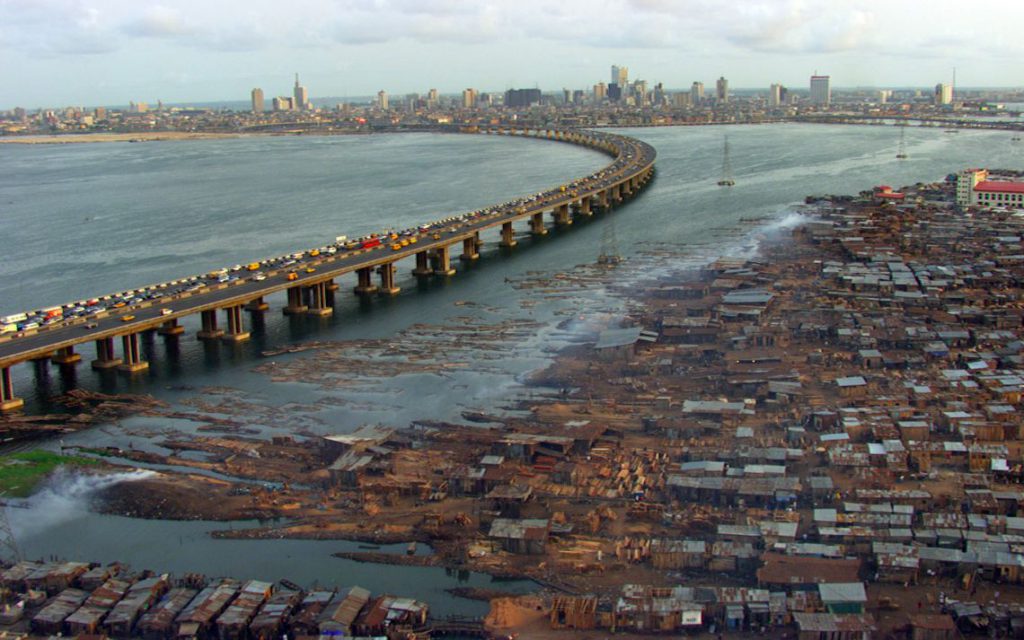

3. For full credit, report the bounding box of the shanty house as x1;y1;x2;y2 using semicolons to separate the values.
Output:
489;518;549;555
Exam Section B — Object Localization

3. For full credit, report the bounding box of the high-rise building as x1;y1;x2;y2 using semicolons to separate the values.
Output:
462;88;477;108
377;90;389;110
716;77;729;103
934;83;953;105
673;92;692;107
768;83;782;107
607;84;622;102
92;106;105;121
633;80;648;105
810;75;831;105
877;89;891;104
593;82;607;102
293;74;308;111
611;65;628;88
427;88;439;106
251;88;264;113
272;96;294;111
690;82;704;105
505;88;542;108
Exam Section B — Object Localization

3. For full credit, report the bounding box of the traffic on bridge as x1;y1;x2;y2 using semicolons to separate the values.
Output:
0;125;656;412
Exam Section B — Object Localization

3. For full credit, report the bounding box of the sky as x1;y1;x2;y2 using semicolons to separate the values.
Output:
1;0;1022;110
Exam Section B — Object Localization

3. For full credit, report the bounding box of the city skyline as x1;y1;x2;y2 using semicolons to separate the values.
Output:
2;0;1023;110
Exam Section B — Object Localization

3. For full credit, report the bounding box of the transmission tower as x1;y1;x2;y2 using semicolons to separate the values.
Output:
597;215;622;265
0;493;22;562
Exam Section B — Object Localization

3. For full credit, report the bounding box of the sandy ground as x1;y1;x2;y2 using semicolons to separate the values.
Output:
0;132;247;144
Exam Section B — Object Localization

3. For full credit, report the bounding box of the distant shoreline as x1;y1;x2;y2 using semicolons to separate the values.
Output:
0;131;248;145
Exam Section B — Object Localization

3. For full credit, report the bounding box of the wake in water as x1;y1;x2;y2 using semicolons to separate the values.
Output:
7;467;156;540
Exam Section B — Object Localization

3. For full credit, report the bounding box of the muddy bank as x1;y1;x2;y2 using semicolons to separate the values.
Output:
95;475;279;521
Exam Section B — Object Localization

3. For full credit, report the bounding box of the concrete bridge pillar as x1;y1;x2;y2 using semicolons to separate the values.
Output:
118;333;148;374
324;280;338;307
52;346;81;367
500;221;517;248
598;190;610;209
554;203;572;226
92;337;121;370
578;197;592;216
305;283;332;316
0;366;23;412
431;246;456;276
622;179;634;197
197;310;224;340
158;318;185;337
460;233;480;261
284;285;310;313
412;251;433;277
223;305;251;340
245;297;269;313
530;212;548;236
378;263;401;295
354;267;379;295
613;184;623;203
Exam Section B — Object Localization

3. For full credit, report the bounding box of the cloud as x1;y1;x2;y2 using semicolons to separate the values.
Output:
121;5;193;38
0;0;120;56
725;1;879;54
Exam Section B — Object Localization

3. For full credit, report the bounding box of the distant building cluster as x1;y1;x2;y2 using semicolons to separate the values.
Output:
3;61;1018;137
250;73;310;113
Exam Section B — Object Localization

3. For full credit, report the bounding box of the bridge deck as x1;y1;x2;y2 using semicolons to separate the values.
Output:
0;125;655;380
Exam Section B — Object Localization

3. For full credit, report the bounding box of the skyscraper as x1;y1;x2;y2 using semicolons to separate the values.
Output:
809;75;831;105
690;81;704;105
768;84;781;107
462;88;477;108
611;65;628;88
934;83;953;105
251;88;264;113
377;90;389;110
716;77;729;103
505;88;542;108
293;74;308;111
593;82;607;102
427;88;439;106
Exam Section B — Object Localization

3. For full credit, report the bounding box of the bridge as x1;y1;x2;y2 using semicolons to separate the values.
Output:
0;125;656;412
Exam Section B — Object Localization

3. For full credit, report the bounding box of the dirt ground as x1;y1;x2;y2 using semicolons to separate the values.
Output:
95;474;278;520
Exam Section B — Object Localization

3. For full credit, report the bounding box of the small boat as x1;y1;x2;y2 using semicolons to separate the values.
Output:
406;542;417;555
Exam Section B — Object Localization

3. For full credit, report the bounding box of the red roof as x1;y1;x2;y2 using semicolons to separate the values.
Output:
876;192;905;200
975;181;1024;194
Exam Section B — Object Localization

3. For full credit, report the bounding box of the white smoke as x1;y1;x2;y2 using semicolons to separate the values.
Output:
6;468;156;540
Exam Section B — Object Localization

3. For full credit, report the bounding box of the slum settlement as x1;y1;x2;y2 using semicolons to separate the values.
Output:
6;169;1024;639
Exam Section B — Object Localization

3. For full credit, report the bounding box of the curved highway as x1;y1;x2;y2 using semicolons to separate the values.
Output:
0;125;656;409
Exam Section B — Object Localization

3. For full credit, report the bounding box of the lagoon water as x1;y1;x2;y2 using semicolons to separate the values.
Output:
1;124;1022;611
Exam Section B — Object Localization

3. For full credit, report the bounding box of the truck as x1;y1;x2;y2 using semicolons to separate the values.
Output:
0;313;27;325
247;263;260;271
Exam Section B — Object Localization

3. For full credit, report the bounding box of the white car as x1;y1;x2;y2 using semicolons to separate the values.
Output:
160;308;173;316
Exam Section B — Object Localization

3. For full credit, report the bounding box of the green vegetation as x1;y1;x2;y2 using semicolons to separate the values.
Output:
0;450;101;498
